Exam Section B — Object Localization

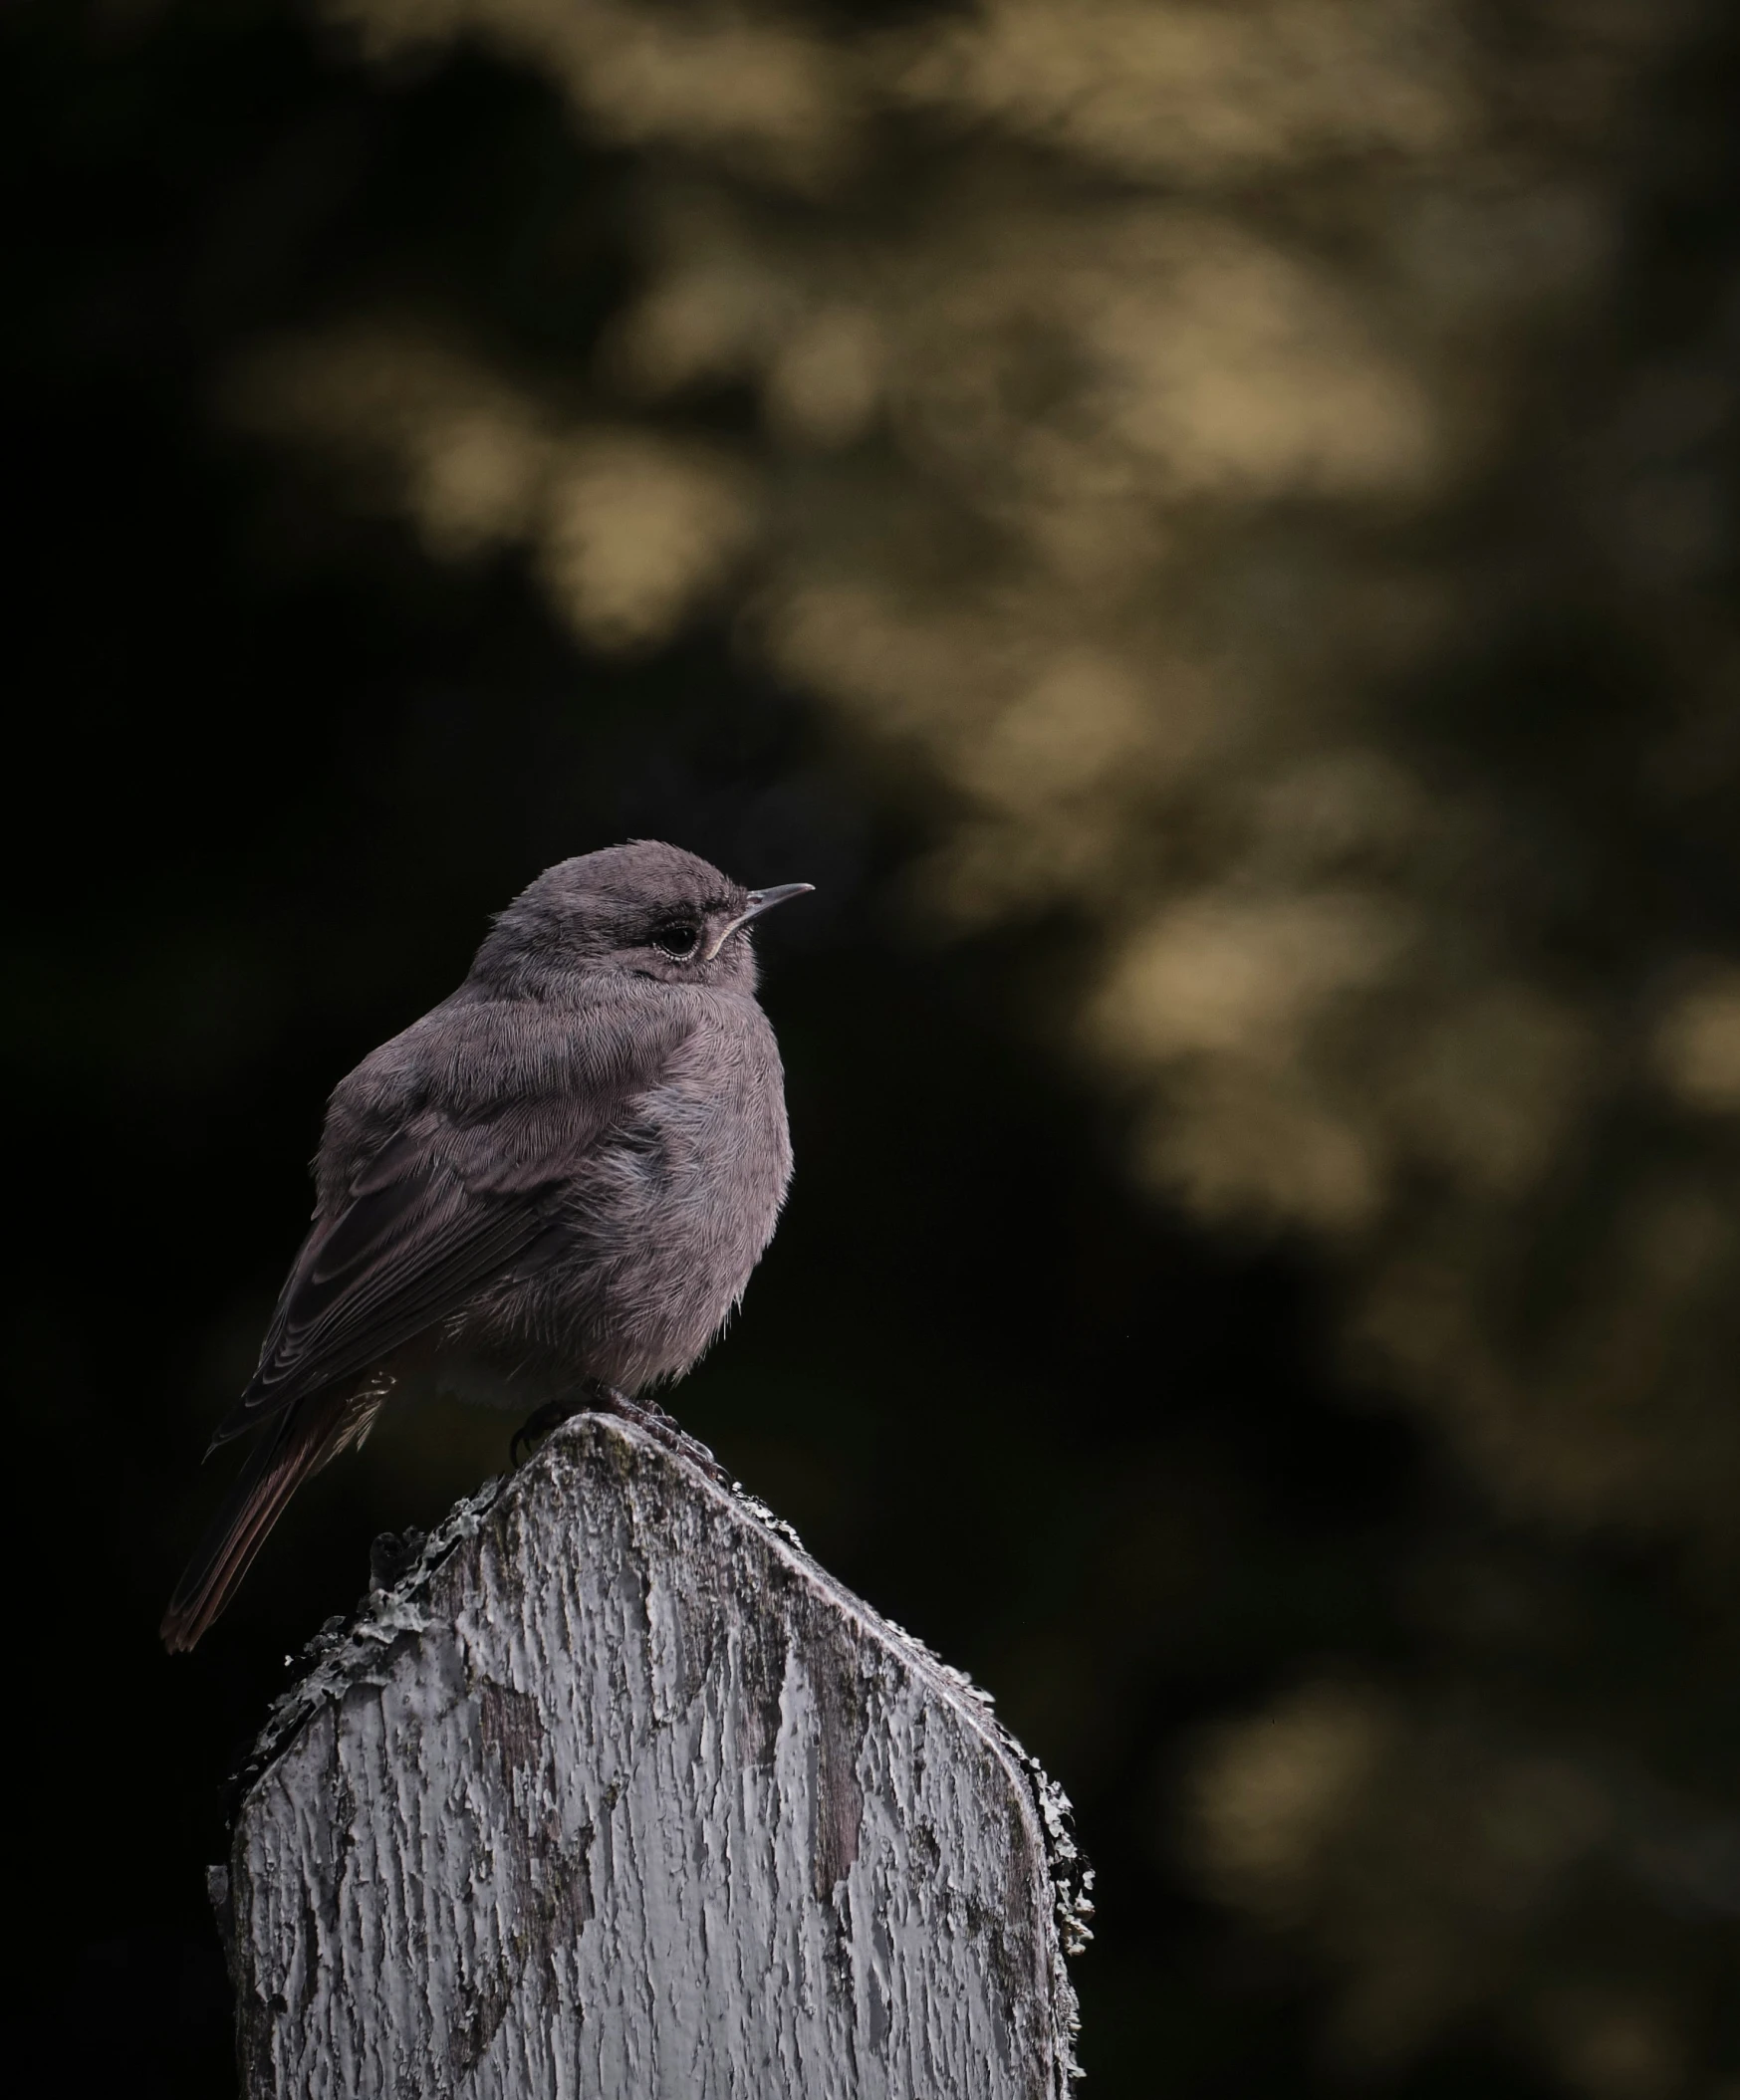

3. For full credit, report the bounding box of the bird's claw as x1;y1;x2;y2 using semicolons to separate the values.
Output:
509;1384;730;1486
508;1396;585;1467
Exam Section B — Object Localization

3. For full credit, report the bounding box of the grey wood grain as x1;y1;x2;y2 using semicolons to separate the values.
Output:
216;1414;1091;2098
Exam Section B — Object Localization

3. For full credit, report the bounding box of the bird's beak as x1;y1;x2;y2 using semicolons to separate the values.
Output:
706;882;815;958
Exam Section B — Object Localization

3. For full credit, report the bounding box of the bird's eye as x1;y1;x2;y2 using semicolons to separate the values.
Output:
650;920;701;959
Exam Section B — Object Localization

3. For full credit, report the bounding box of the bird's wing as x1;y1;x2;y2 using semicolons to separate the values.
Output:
212;994;695;1443
210;1149;542;1443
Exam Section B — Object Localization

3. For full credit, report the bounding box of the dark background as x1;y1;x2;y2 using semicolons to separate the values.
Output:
8;4;1738;2096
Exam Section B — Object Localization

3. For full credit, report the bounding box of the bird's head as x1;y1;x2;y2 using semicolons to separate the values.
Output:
472;841;813;1000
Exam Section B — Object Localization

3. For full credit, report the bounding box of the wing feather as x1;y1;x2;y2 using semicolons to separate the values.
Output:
166;984;702;1649
210;995;697;1443
209;1162;543;1443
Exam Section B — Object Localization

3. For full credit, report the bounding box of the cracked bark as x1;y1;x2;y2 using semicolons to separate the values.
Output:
214;1413;1091;2098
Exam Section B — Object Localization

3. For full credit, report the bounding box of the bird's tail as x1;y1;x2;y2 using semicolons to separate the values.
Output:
160;1393;367;1654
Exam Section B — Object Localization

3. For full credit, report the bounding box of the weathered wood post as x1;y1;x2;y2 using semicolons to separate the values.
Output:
210;1414;1092;2097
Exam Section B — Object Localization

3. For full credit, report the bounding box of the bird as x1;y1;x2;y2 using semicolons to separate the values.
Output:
160;841;812;1653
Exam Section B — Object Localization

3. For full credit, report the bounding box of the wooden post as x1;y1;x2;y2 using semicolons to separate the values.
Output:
210;1414;1092;2097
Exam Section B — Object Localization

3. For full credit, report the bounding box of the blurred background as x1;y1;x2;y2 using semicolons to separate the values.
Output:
9;0;1740;2092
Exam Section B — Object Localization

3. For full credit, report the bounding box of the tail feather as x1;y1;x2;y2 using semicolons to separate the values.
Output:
160;1397;358;1653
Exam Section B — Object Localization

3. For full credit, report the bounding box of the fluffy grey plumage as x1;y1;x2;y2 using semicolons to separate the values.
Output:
161;841;811;1652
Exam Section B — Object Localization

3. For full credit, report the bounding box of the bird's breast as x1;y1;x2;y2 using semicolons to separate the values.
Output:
473;995;793;1394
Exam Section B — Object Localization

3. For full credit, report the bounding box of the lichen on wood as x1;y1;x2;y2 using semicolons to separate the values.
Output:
216;1413;1091;2098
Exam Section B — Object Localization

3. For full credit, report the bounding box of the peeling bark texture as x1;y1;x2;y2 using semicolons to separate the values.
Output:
216;1414;1092;2098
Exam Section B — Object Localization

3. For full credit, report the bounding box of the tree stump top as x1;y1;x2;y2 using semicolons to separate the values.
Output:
217;1414;1091;2098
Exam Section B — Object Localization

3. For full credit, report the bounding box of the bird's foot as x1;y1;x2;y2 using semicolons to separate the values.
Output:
509;1395;587;1468
509;1384;730;1486
585;1385;732;1488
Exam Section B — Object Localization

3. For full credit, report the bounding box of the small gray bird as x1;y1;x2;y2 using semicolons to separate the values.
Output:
161;841;811;1652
